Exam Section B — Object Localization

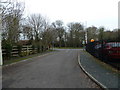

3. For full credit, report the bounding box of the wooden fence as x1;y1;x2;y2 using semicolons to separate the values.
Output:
2;45;38;57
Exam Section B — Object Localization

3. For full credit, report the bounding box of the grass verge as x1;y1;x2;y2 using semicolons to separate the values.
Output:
55;47;83;49
3;50;55;65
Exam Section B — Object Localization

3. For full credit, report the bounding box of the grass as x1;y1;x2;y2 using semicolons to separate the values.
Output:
3;50;55;65
55;47;83;49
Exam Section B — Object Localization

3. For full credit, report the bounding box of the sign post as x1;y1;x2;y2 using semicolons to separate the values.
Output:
82;40;86;50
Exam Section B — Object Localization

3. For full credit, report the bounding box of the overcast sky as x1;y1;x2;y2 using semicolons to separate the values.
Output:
19;0;119;30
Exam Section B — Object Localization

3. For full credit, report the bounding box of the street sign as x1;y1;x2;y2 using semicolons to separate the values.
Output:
82;40;85;45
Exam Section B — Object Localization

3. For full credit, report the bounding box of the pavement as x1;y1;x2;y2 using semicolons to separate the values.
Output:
2;49;100;88
78;50;120;89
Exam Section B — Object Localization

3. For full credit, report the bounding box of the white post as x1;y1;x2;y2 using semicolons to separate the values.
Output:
0;11;3;66
85;21;87;44
85;31;87;44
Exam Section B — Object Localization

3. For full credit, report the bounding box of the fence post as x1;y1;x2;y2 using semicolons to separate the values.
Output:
26;46;28;55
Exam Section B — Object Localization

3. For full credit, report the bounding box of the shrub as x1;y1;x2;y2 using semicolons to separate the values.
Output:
4;43;13;60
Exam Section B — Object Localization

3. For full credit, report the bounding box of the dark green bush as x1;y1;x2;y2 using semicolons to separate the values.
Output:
17;44;22;56
4;43;13;60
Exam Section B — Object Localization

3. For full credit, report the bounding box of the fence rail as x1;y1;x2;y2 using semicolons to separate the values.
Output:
2;45;49;60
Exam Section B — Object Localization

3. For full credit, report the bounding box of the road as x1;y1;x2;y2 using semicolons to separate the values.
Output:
2;49;100;88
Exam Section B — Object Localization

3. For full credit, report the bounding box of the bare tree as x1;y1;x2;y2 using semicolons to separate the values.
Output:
52;20;65;47
67;22;84;47
41;26;55;50
27;14;54;52
22;25;33;40
27;14;44;42
2;0;25;45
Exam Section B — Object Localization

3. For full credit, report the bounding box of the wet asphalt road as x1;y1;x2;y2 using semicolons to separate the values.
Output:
2;49;100;88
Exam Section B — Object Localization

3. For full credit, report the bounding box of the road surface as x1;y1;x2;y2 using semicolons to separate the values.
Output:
2;49;100;88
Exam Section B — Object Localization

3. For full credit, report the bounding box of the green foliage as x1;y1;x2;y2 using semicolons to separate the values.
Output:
20;51;31;57
37;45;41;53
86;26;98;42
67;22;84;47
97;28;119;42
98;27;105;41
3;43;13;60
17;44;22;56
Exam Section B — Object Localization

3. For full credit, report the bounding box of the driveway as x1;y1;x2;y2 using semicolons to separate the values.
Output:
2;49;100;88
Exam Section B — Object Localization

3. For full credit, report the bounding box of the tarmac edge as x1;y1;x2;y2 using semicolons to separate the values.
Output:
3;52;54;68
77;52;108;90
